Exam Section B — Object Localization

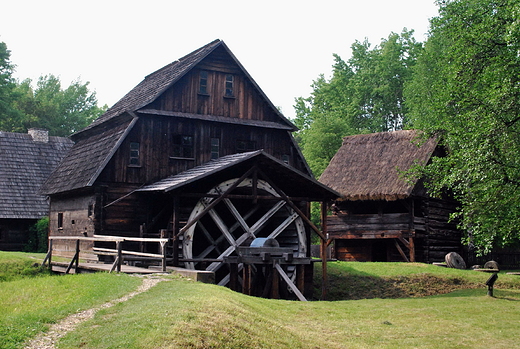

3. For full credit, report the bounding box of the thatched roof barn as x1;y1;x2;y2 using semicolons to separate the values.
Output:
0;129;73;250
320;130;438;201
320;130;462;263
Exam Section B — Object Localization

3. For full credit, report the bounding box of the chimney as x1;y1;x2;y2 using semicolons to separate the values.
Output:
28;128;49;143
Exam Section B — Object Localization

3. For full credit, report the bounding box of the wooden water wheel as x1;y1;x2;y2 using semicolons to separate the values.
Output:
182;178;306;286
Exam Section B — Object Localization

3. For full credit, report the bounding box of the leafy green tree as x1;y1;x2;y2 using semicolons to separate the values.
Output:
0;41;22;127
406;0;520;254
295;30;423;176
11;75;105;137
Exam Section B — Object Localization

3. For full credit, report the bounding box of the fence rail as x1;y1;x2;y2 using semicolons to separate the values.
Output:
43;235;169;273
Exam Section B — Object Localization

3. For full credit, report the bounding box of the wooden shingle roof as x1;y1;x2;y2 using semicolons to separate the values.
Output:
319;130;438;201
78;39;295;136
0;130;73;219
40;117;136;195
138;150;339;200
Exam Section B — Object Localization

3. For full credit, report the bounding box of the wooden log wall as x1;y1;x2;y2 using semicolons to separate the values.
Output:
99;117;304;186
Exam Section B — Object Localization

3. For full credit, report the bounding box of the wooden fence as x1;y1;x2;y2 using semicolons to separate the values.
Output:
42;235;169;274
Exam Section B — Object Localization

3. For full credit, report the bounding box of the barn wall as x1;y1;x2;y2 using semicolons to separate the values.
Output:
151;51;279;123
98;117;304;186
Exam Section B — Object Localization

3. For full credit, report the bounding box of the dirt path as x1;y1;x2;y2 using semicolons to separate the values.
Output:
24;275;167;349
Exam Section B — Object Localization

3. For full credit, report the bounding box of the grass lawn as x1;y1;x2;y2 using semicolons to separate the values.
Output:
58;276;520;349
0;252;142;349
2;251;520;349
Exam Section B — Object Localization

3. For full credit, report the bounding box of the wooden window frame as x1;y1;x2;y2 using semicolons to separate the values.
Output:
224;74;234;98
211;137;220;160
199;70;209;95
236;140;256;153
129;142;141;167
171;135;195;159
57;212;64;230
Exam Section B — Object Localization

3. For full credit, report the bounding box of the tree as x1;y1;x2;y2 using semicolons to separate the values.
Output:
295;30;423;176
0;41;22;126
10;75;105;137
406;0;520;254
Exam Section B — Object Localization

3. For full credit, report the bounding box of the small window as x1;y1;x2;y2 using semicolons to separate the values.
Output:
225;74;234;97
172;135;194;158
199;70;208;95
88;204;94;218
211;138;220;159
282;155;290;165
129;142;140;166
58;212;64;229
236;140;256;153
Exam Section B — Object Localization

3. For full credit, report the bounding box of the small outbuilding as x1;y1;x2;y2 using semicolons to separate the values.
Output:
319;130;462;263
0;129;73;250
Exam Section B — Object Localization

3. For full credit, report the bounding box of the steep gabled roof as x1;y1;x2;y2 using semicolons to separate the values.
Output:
319;130;439;201
138;150;339;200
78;39;295;135
0;130;73;219
40;117;137;195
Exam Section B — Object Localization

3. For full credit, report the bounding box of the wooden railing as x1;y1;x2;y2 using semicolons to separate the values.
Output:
43;235;169;273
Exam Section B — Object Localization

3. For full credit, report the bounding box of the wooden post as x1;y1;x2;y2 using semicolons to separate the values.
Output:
172;196;180;267
296;264;305;295
116;241;122;272
65;239;80;274
42;239;53;269
160;241;167;272
229;259;238;291
320;201;329;300
271;263;280;299
409;236;416;262
243;264;252;295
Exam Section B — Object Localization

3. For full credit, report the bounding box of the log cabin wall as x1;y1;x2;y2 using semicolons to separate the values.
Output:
328;196;462;263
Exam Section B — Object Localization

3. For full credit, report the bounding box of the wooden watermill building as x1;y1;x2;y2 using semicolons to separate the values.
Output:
41;39;338;299
319;130;463;263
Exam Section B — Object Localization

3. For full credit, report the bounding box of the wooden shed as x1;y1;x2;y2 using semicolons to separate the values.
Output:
41;40;338;299
319;130;462;263
0;129;73;250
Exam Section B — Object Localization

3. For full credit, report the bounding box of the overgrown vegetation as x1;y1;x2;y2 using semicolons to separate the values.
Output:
23;217;49;253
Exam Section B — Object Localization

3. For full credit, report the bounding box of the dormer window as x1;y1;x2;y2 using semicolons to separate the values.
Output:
225;74;234;97
199;70;209;95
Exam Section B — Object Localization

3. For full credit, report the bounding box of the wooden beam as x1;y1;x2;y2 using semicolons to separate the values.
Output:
179;166;256;236
274;263;307;301
394;239;409;262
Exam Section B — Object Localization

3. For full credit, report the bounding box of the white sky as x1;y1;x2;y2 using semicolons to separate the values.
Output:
1;0;439;119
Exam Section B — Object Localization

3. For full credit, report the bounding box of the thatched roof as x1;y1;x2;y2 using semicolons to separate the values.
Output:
319;130;438;201
0;130;73;219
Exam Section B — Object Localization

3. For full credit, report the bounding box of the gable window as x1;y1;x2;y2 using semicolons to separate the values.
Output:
211;138;220;160
225;74;234;97
236;140;256;153
172;135;194;158
199;70;209;95
282;154;290;165
129;142;140;166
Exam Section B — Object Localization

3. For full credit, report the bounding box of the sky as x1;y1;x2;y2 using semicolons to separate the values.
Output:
1;0;439;119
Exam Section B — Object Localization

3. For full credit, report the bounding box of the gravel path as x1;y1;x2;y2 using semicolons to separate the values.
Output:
24;275;167;349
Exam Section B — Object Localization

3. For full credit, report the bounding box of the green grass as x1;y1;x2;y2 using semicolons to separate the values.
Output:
0;252;142;349
0;251;50;281
57;277;520;349
3;252;520;349
316;261;520;300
